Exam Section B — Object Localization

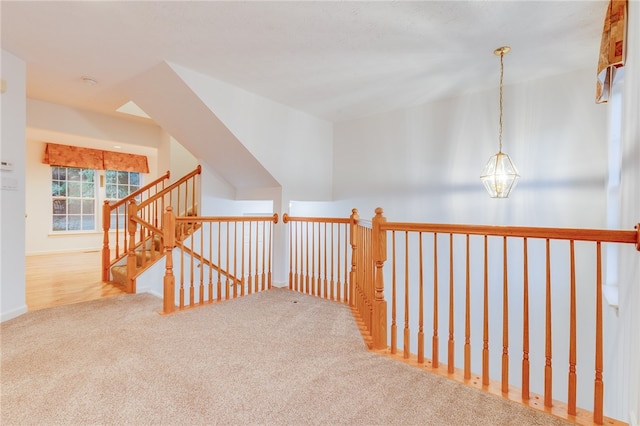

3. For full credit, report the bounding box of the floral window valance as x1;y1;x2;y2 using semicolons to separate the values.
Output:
43;143;149;173
596;0;627;103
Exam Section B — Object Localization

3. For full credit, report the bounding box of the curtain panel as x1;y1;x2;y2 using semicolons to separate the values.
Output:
596;0;627;103
43;143;149;173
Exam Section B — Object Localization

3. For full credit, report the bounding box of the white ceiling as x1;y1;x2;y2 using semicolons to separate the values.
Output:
1;1;608;124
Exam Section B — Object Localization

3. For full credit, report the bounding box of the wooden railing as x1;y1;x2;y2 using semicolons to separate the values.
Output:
282;212;352;303
284;207;639;425
161;209;278;314
102;170;171;281
116;166;202;292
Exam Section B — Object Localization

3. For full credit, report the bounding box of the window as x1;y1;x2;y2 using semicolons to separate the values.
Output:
50;168;143;233
105;170;141;228
51;167;96;231
105;170;140;200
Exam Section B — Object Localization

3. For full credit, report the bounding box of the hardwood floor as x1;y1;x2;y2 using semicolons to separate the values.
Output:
26;250;126;311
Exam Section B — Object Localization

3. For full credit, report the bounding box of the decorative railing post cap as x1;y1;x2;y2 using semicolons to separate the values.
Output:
375;207;384;216
165;206;173;212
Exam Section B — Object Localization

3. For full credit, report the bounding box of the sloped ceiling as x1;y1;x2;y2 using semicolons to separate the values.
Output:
1;1;608;124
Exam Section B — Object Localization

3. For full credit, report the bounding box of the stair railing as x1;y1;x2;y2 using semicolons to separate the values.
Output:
283;207;639;425
161;207;279;314
102;170;171;281
120;166;202;292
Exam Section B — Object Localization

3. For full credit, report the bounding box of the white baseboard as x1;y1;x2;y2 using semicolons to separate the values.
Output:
630;410;638;426
271;280;288;288
1;304;28;323
26;247;101;256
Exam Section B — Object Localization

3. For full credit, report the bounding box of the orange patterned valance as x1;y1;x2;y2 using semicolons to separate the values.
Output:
596;0;627;103
43;143;149;173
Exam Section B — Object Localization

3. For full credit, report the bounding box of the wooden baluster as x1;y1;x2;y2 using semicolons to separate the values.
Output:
324;223;328;299
268;218;273;290
294;222;299;292
241;221;246;296
312;222;316;296
199;220;204;305
483;235;489;386
261;220;266;291
179;234;185;309
248;221;253;295
102;201;111;281
287;215;293;289
522;238;530;400
189;220;194;307
433;232;439;368
343;222;349;304
568;240;577;415
330;223;335;301
208;222;213;303
594;242;604;425
349;209;359;309
391;231;397;355
226;222;231;299
448;233;455;374
502;236;509;394
217;222;222;301
404;230;410;359
255;220;259;293
464;234;471;380
234;221;239;298
162;207;175;314
418;232;425;364
306;222;311;294
544;238;553;407
336;224;341;301
116;205;122;258
127;200;137;293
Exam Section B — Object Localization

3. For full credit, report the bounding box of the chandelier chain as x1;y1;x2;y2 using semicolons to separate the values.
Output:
498;50;504;153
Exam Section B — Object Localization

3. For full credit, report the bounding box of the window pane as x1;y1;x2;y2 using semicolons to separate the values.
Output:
106;185;117;199
82;182;95;197
68;168;81;181
68;216;81;231
118;186;129;198
82;169;94;182
52;182;66;197
118;171;128;185
130;173;140;186
52;215;67;231
52;167;66;180
81;215;95;230
82;199;95;214
68;182;81;197
68;199;81;214
106;170;117;184
53;199;66;215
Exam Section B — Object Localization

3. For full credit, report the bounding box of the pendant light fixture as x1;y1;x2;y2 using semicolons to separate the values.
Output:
480;46;519;198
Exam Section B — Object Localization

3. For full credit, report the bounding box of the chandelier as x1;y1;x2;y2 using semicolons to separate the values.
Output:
480;46;520;198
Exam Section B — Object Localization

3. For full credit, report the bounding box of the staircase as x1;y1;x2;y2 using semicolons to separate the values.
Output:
102;166;202;293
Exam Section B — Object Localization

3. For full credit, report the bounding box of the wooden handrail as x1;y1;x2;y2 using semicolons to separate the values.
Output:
379;221;639;246
283;207;639;425
137;165;201;211
109;170;171;210
162;208;278;313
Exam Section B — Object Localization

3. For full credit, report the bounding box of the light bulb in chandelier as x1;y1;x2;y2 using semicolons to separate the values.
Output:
480;46;519;198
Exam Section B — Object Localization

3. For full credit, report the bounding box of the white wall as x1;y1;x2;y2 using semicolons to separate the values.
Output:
333;68;607;228
610;1;640;423
327;67;626;417
169;63;334;206
1;50;27;321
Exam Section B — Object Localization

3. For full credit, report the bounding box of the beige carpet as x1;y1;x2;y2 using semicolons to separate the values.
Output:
1;288;570;425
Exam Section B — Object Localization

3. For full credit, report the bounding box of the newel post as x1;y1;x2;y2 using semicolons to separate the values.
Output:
372;207;388;350
162;207;176;314
349;209;359;308
102;201;111;282
126;200;137;293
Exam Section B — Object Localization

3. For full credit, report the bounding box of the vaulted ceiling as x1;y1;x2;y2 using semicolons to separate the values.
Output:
2;1;608;124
